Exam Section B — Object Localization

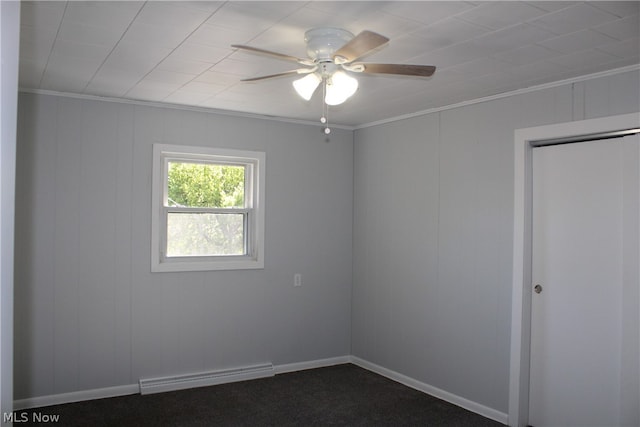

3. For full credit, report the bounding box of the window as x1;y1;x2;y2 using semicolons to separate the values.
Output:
152;144;265;272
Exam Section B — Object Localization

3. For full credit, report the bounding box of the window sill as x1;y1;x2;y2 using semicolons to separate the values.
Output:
151;256;264;272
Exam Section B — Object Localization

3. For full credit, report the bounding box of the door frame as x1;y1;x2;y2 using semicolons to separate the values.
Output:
508;112;640;427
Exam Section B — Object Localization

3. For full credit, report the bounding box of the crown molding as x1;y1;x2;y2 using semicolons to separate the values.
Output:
17;88;356;131
354;64;640;130
19;64;638;132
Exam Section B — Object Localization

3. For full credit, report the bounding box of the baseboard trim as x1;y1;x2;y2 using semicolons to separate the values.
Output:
274;355;351;374
350;356;509;425
13;384;139;410
13;355;352;410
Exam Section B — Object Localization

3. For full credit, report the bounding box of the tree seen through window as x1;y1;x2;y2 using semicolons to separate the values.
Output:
166;161;246;257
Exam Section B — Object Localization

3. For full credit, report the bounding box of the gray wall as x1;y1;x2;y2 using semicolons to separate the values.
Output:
352;69;640;413
14;93;353;399
14;68;640;412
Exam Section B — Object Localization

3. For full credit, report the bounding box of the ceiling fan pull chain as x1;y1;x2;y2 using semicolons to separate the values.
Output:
321;80;330;134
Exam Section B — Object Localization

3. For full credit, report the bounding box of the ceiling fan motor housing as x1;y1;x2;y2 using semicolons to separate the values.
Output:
305;28;354;62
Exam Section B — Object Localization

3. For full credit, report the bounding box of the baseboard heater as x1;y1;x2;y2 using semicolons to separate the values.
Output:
139;362;274;395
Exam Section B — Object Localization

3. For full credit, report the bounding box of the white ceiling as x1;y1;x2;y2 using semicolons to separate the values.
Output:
19;1;640;127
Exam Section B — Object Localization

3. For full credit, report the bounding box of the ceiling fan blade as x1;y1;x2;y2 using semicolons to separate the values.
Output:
240;69;313;82
332;30;389;64
231;44;314;66
355;63;436;77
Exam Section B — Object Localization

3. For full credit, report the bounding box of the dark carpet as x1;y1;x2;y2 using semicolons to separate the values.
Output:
17;364;505;426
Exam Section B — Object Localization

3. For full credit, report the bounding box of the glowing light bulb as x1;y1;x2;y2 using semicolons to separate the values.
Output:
292;73;321;101
324;71;358;106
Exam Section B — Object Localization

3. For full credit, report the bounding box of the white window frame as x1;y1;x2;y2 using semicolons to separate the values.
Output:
151;143;265;272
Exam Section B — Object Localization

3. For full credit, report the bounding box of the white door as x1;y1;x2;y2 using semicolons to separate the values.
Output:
529;134;639;427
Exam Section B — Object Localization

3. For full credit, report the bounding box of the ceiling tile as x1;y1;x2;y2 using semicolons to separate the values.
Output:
144;69;198;85
135;1;212;28
102;42;172;72
188;24;257;49
571;57;640;76
204;2;290;36
473;23;557;53
50;39;112;61
412;17;492;50
20;1;66;33
127;80;184;102
350;11;424;38
415;39;499;69
547;48;622;69
233;75;291;97
220;77;289;100
19;58;46;87
210;58;259;77
64;1;143;31
180;81;229;96
447;57;517;78
595;38;640;59
305;1;390;23
469;70;520;93
355;76;406;98
85;67;146;97
494;44;563;66
425;67;468;87
529;2;578;13
280;4;351;31
594;15;640;41
212;86;260;102
589;1;640;18
238;1;306;18
455;2;548;30
19;32;56;61
538;29;619;53
178;2;226;14
40;56;102;92
382;1;478;26
57;21;125;47
169;42;230;65
245;26;310;58
121;22;193;49
195;70;244;86
214;56;293;79
507;59;571;83
40;74;91;93
156;57;213;75
529;3;620;35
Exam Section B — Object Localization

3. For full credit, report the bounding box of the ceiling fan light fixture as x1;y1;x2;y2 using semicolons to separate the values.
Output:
293;72;321;101
233;27;435;128
324;71;358;106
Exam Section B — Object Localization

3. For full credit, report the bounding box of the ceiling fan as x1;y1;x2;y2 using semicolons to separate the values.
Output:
231;28;436;133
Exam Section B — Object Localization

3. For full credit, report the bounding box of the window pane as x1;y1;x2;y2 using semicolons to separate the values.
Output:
166;213;245;257
167;161;245;208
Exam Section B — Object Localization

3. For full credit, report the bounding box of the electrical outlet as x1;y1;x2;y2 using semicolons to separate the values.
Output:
294;274;302;287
